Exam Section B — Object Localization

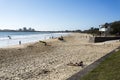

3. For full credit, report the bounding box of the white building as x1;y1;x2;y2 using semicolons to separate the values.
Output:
99;23;112;36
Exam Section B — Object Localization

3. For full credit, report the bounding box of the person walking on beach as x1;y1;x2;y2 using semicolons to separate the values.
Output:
8;36;12;39
19;41;21;45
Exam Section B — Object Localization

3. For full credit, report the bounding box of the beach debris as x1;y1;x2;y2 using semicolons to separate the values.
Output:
41;69;50;74
67;61;84;68
39;41;47;46
58;36;64;41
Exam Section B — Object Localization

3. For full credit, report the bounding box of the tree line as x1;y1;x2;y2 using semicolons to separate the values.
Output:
110;21;120;35
0;27;36;32
18;27;35;32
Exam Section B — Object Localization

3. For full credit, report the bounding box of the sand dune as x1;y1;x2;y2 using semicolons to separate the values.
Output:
0;33;120;80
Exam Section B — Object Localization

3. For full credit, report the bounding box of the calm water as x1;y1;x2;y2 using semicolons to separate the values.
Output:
0;32;69;48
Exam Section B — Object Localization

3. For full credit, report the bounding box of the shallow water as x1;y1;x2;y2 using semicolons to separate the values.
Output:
0;32;69;48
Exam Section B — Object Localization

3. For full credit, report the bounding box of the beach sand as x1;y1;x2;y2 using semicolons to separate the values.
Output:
0;33;120;80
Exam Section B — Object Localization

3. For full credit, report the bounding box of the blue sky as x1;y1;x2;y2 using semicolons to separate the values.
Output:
0;0;120;31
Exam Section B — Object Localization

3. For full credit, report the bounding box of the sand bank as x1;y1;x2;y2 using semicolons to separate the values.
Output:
0;33;120;80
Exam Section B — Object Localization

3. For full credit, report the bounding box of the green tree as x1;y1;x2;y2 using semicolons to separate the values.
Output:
28;27;32;31
110;21;120;35
23;27;27;31
19;28;22;31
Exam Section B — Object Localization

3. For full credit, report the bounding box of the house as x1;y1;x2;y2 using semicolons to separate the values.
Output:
99;23;112;36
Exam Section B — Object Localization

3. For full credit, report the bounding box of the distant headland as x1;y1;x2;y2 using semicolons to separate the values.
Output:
0;27;82;33
0;27;35;32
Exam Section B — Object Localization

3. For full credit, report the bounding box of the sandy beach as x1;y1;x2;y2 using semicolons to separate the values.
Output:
0;33;120;80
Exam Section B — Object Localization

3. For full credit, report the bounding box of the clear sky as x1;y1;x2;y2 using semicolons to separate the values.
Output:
0;0;120;31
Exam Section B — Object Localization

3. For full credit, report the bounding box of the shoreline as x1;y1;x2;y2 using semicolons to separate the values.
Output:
0;33;120;80
0;33;70;49
0;32;70;48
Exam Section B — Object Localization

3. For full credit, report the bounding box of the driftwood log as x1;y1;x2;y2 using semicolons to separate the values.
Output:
67;61;84;67
39;41;47;46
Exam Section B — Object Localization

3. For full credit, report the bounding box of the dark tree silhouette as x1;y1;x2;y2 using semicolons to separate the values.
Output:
110;21;120;35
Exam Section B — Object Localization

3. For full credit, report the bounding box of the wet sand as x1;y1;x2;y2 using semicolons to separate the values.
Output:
0;33;120;80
